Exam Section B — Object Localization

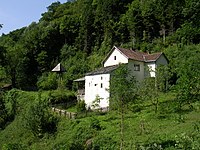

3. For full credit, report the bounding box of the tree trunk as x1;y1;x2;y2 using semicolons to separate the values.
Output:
120;99;124;150
11;69;16;88
161;24;166;44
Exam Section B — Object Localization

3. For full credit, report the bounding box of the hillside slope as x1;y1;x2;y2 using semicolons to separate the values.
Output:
0;90;200;149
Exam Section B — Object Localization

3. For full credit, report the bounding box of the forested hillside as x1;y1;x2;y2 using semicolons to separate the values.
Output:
0;0;199;90
0;0;200;149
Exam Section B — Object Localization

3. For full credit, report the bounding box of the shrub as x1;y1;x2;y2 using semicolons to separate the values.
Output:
2;143;26;150
4;89;19;120
76;100;86;112
0;91;8;129
90;117;101;131
92;135;117;150
130;104;142;113
48;90;76;108
37;73;58;90
22;94;59;138
174;133;200;149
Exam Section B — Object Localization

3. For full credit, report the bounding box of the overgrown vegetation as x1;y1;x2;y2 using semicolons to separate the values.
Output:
0;90;199;149
0;0;199;91
22;93;58;138
0;0;200;149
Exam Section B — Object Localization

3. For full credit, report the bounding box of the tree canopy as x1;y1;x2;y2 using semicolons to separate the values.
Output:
0;0;199;92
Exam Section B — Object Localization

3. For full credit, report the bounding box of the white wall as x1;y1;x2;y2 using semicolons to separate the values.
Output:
146;62;156;77
85;74;110;109
104;48;128;67
128;60;145;81
84;53;168;109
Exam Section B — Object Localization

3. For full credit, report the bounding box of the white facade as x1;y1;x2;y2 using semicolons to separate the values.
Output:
85;74;110;109
146;62;156;77
104;48;128;67
77;46;168;109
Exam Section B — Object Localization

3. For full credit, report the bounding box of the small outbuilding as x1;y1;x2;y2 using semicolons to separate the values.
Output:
52;63;66;89
52;63;66;73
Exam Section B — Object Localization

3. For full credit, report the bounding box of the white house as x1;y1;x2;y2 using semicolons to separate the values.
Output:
75;46;168;109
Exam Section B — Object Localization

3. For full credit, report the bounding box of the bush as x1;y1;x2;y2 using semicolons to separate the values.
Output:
48;90;76;108
90;117;101;131
4;89;19;121
2;143;26;150
0;92;7;129
175;132;200;149
37;73;58;90
22;94;59;138
76;100;86;112
130;104;142;113
92;135;117;150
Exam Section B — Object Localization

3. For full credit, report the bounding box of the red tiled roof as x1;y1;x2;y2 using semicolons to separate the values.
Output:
116;47;162;62
143;53;162;62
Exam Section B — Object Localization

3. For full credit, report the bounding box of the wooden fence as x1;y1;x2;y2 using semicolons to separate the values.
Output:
52;107;77;119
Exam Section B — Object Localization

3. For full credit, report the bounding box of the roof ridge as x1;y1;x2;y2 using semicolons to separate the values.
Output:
104;46;163;63
86;65;119;76
143;52;162;56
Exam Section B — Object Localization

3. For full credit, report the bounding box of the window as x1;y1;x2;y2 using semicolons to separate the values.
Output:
101;76;103;80
114;56;116;60
100;83;103;88
134;64;140;71
94;84;97;86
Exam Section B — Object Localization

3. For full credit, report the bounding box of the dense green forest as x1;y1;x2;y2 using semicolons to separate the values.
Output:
0;0;199;90
0;0;200;149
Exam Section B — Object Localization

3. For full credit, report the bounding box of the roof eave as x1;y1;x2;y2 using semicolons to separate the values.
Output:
101;46;116;66
85;65;119;76
128;58;145;62
101;46;129;65
74;77;85;82
145;60;156;63
115;47;129;59
86;72;111;76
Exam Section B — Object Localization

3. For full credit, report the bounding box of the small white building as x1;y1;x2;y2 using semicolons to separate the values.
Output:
75;46;168;109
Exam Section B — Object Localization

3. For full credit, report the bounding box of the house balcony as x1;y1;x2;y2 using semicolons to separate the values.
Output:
77;89;85;100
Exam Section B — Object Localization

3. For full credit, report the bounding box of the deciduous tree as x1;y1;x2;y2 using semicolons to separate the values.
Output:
110;64;138;150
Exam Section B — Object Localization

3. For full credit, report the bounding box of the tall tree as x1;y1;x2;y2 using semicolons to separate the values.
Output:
41;2;61;22
156;65;172;92
176;45;200;108
152;0;184;44
123;0;144;47
110;64;138;150
140;77;159;113
4;44;25;87
77;0;95;54
0;46;6;65
176;0;200;44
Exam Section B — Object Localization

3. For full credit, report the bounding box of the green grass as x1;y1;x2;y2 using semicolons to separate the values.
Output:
66;105;77;112
0;90;200;149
